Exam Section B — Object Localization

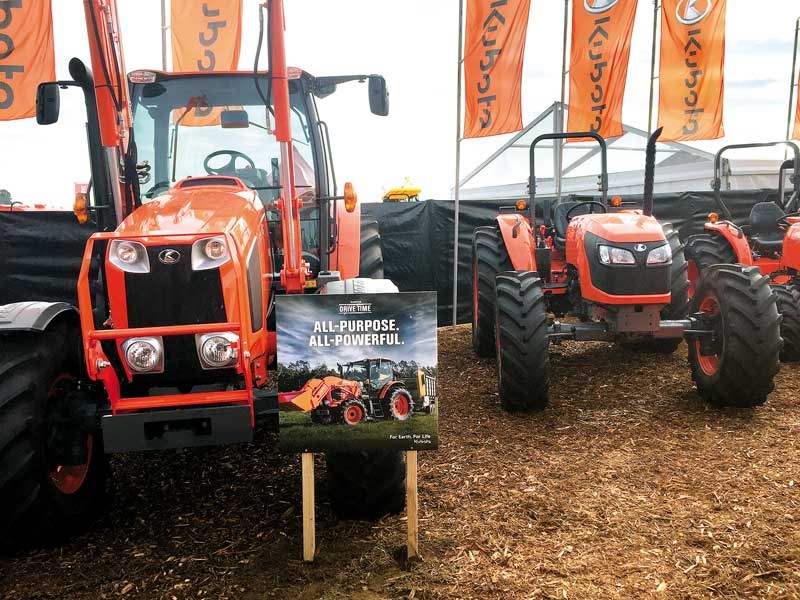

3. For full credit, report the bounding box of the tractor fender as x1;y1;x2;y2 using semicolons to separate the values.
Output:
0;301;78;333
378;381;407;400
782;223;800;271
330;199;361;280
704;222;753;265
496;214;536;271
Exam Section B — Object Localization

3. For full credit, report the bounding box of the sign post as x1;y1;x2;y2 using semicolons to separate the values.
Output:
301;452;315;562
406;450;419;559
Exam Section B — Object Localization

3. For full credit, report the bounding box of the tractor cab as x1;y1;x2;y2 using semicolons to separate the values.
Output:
339;358;395;393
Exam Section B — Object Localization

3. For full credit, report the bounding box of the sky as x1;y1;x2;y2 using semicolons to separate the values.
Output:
1;0;800;206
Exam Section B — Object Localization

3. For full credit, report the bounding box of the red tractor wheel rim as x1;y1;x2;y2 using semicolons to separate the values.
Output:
48;374;93;495
344;404;363;425
696;295;721;377
687;260;699;298
393;395;409;417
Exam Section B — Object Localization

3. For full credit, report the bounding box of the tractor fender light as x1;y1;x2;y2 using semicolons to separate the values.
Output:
610;196;623;207
598;245;636;265
515;199;528;211
708;212;720;223
191;236;231;270
646;244;672;265
196;332;239;369
74;191;89;224
122;337;164;373
109;240;150;273
344;182;358;213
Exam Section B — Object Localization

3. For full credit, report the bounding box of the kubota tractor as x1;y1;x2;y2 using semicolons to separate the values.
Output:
0;0;405;542
472;129;782;411
684;141;800;361
278;358;425;425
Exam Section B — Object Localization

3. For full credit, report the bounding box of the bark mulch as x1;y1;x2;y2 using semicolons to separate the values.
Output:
1;325;798;599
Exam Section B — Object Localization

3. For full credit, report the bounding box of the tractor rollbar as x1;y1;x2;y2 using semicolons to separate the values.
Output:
712;141;800;220
778;158;799;213
529;131;608;230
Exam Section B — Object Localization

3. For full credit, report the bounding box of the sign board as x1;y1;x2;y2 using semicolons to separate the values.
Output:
276;292;438;453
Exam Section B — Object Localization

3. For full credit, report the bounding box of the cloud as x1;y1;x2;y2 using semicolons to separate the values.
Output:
732;39;795;55
727;78;779;89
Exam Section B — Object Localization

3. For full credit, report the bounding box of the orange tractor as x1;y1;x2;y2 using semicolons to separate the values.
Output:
472;129;782;412
0;0;405;542
684;141;800;361
279;358;419;425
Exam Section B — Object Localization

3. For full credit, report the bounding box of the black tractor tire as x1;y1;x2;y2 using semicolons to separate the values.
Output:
685;231;737;273
494;271;550;411
386;387;414;421
773;283;800;362
619;223;690;354
340;399;367;426
688;264;782;408
325;451;406;519
359;219;384;279
0;322;108;546
472;225;512;357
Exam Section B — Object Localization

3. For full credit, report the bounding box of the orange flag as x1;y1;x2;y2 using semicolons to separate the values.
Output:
658;0;726;141
793;71;800;140
463;0;532;139
567;0;638;139
0;0;55;121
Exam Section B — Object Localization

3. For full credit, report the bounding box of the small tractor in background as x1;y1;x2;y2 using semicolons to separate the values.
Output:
685;141;800;361
382;187;421;202
0;0;406;542
472;129;782;412
278;357;434;425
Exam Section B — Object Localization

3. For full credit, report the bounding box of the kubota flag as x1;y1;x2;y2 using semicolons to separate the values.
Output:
463;0;532;139
0;0;55;121
657;0;726;141
172;0;242;127
567;0;638;139
793;72;800;140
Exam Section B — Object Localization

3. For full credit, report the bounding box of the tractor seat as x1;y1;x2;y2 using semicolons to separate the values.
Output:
552;201;595;248
748;202;785;255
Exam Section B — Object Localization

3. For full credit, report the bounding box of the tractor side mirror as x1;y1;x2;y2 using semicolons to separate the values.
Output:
36;82;61;125
368;76;389;116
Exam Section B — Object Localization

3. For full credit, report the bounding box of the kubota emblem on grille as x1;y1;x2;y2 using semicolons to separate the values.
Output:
158;249;181;265
634;244;648;252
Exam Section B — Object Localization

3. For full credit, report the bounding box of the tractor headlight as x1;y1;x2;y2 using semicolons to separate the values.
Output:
598;245;636;265
191;236;231;270
122;337;164;373
646;244;672;265
109;240;150;273
196;332;239;369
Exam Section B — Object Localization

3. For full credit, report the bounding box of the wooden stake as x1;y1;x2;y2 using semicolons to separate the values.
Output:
301;452;315;562
406;450;419;559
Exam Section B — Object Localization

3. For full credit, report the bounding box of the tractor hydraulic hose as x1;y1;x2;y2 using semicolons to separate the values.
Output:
642;127;662;217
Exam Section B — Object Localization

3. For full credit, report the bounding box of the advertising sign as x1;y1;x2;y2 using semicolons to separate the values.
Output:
276;292;438;453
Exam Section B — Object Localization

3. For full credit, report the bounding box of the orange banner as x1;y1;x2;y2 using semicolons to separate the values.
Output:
567;0;638;139
793;72;800;140
463;0;531;139
657;0;726;141
0;0;55;121
171;0;242;72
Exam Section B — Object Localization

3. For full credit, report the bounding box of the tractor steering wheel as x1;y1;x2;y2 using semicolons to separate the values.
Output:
203;150;257;176
777;211;800;228
565;201;608;221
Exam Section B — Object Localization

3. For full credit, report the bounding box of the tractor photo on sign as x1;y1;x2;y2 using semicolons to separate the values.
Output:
276;291;438;452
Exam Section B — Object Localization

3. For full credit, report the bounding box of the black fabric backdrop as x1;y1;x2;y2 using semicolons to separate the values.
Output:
0;190;777;326
364;190;779;325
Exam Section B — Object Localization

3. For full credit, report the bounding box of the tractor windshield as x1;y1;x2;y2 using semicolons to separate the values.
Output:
131;74;316;206
343;363;368;383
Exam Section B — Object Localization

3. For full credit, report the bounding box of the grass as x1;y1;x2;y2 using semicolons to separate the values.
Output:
279;409;438;452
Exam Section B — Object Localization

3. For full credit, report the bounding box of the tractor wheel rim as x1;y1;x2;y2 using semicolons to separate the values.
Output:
344;405;363;425
393;395;409;417
48;374;92;495
696;295;721;377
687;260;699;298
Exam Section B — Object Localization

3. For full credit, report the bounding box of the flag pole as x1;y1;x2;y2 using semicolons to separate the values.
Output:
556;0;569;201
786;17;800;141
452;0;465;327
161;0;168;71
647;0;660;136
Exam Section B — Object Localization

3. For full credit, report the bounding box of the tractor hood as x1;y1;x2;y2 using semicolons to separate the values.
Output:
575;212;666;244
116;177;262;239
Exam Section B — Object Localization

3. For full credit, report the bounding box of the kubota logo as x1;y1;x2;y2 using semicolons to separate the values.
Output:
158;249;181;265
676;0;712;25
634;244;648;252
583;0;621;13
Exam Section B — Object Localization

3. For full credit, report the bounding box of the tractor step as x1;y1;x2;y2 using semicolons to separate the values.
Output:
101;405;252;453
